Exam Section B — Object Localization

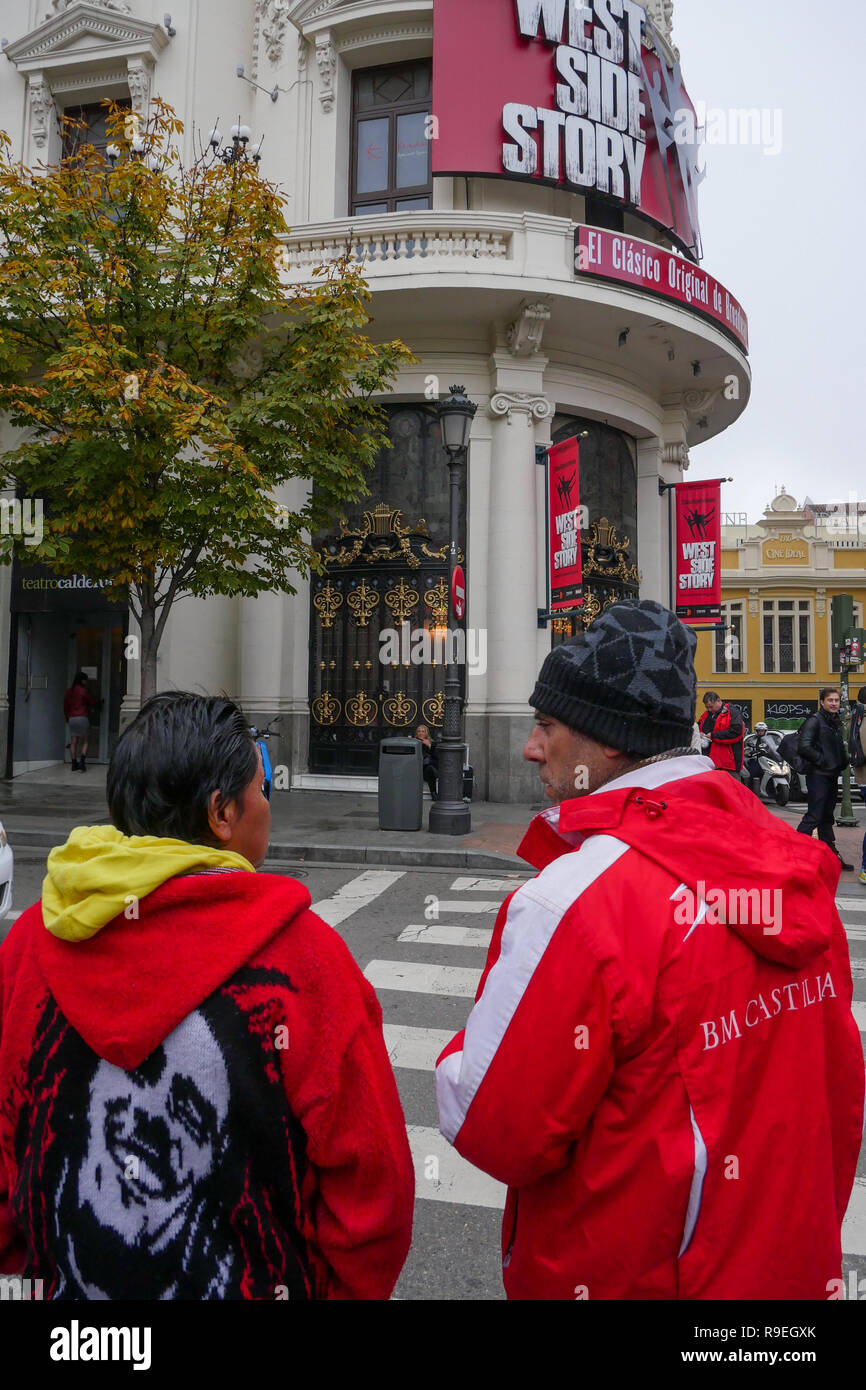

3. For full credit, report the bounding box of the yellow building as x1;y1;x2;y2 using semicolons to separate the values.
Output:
693;490;866;730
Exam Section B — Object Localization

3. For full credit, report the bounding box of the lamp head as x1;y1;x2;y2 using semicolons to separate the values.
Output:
437;385;477;459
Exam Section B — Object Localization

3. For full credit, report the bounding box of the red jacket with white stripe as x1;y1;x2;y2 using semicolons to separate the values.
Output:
436;756;864;1301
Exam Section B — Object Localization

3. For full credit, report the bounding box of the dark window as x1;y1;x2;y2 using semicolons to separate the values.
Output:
61;101;131;160
351;61;432;216
763;614;775;672
778;614;795;672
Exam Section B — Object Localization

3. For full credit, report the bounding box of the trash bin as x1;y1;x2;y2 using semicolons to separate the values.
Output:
378;737;423;831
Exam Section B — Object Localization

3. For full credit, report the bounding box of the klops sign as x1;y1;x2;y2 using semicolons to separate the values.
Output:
433;0;702;257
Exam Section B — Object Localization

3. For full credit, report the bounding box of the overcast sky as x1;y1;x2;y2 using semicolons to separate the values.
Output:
672;0;863;523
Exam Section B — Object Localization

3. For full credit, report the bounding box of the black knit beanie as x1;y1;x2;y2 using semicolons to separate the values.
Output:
529;600;698;756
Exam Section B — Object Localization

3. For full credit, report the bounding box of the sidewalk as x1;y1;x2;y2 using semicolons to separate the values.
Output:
0;764;538;869
1;763;864;882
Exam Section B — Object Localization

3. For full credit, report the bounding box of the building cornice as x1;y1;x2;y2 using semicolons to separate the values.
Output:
4;3;168;76
721;573;866;589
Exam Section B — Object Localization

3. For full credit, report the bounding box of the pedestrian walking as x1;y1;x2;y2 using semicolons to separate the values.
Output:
0;692;413;1299
849;685;866;885
62;671;99;772
697;690;744;775
796;688;853;871
414;723;439;799
436;600;864;1300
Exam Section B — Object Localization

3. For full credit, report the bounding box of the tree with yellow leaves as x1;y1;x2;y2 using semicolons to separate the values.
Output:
0;101;413;699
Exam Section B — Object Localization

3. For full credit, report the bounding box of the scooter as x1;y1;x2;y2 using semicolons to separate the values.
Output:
740;731;791;807
248;715;282;799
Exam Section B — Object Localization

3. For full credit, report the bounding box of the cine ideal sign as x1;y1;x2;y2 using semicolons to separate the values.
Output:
433;0;703;258
675;478;722;625
576;227;749;352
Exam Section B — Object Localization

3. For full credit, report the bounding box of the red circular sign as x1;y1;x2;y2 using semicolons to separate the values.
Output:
452;565;466;621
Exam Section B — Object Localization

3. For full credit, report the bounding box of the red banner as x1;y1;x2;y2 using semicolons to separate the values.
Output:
432;0;703;258
675;479;722;625
576;227;749;352
548;438;583;612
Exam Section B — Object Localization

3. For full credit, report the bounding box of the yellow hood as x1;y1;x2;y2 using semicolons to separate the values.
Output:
42;825;255;942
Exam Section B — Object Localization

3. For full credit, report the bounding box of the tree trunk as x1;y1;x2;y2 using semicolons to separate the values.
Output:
139;598;159;704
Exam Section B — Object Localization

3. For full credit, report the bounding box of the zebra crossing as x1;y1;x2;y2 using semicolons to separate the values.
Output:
312;867;866;1262
362;872;526;1214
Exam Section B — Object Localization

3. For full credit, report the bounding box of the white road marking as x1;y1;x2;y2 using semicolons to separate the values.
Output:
843;1177;866;1258
852;1001;866;1033
365;959;481;998
434;899;501;915
383;1024;454;1071
450;876;529;892
407;1126;506;1210
3;910;20;922
837;898;866;912
398;923;493;949
311;869;404;927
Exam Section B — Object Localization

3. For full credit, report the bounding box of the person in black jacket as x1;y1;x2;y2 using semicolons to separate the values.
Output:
414;724;438;799
796;688;852;869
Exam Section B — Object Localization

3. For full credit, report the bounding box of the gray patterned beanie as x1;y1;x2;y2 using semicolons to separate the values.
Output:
529;600;698;756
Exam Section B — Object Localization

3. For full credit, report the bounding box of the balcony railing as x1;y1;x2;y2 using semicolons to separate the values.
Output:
278;210;520;281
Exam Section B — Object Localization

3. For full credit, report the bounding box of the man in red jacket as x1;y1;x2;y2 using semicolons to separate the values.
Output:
698;690;745;773
0;692;413;1300
436;600;864;1300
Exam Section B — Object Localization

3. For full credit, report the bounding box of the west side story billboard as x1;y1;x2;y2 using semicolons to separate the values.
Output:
433;0;704;259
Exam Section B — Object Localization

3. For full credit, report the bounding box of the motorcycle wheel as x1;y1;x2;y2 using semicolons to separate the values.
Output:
775;784;789;807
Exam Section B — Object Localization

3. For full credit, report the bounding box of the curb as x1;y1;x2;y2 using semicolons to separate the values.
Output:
6;826;527;872
265;842;527;870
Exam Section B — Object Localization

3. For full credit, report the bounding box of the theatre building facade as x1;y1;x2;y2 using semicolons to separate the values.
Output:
693;492;866;731
0;0;750;799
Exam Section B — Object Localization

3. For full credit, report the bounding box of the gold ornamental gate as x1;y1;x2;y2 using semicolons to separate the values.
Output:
309;502;463;775
550;518;641;643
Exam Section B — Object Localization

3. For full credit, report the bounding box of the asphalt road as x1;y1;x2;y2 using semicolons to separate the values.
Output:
3;852;865;1301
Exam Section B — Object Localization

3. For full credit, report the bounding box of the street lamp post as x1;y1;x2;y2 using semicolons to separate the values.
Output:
429;386;477;836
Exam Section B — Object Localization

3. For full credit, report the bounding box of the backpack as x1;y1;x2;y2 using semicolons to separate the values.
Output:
778;731;805;775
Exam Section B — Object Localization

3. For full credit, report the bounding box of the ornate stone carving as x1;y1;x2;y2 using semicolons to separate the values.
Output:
28;75;56;150
683;387;722;418
645;0;674;42
662;441;689;469
48;0;132;12
316;32;336;113
748;587;759;616
816;586;827;618
298;31;308;70
489;392;554;424
505;300;551;358
258;0;291;67
336;24;433;55
127;59;151;116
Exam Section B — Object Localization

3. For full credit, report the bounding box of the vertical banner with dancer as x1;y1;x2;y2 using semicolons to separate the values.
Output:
675;479;723;624
548;439;583;613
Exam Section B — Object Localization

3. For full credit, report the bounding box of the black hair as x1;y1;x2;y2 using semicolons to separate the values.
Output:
703;691;720;705
107;691;257;842
857;687;866;704
72;671;87;685
818;687;840;703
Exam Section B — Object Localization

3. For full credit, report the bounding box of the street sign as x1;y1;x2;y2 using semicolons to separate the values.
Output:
452;565;466;621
